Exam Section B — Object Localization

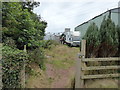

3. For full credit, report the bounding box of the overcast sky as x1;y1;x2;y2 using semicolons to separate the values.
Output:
33;0;119;33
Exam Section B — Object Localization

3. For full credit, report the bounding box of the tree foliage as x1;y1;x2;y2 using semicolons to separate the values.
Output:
2;1;47;88
84;17;119;57
98;17;119;57
2;2;47;49
83;23;99;57
115;25;120;56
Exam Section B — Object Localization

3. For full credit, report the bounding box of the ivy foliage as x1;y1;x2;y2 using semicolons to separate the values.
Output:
2;46;28;88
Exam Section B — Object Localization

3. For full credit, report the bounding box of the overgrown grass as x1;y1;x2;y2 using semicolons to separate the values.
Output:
45;45;79;69
27;47;46;71
49;59;75;69
26;41;80;88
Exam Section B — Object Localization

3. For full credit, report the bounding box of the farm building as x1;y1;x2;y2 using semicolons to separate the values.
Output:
75;7;120;40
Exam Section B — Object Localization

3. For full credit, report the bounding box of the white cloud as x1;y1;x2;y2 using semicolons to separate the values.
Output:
33;0;119;33
34;0;119;2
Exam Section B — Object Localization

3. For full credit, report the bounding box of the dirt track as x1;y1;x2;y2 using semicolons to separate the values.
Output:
26;44;119;88
26;45;79;88
45;45;79;88
46;63;75;88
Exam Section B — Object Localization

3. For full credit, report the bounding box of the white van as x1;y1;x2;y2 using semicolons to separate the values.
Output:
64;31;80;46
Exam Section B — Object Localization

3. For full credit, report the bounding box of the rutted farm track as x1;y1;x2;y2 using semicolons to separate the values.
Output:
26;45;79;88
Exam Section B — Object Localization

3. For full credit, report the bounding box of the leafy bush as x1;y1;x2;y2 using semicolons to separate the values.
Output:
3;37;16;48
28;47;46;70
2;1;48;88
41;40;59;49
2;45;28;88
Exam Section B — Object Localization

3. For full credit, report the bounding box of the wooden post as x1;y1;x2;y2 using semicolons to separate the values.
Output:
75;53;85;88
79;55;84;88
75;53;81;88
24;45;26;52
21;45;26;88
75;40;86;88
81;40;86;58
80;40;86;87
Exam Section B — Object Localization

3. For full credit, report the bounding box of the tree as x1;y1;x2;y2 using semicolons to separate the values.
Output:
2;1;47;88
2;2;47;49
98;17;119;57
22;1;40;12
83;22;99;58
116;25;120;56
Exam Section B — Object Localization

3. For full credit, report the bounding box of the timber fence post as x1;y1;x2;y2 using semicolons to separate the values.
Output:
21;45;26;88
75;53;81;88
75;40;86;88
79;54;84;88
81;40;86;58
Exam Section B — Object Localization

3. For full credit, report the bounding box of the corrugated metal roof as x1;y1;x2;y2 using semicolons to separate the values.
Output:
75;7;120;29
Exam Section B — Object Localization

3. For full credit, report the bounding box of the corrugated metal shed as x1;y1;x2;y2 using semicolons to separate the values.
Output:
75;7;120;40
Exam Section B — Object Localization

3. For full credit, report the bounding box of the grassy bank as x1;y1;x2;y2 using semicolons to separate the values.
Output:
26;44;80;88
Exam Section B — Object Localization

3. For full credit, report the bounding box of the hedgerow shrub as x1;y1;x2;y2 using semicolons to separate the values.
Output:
3;37;16;48
2;45;28;88
2;1;48;88
27;47;46;70
41;40;59;49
